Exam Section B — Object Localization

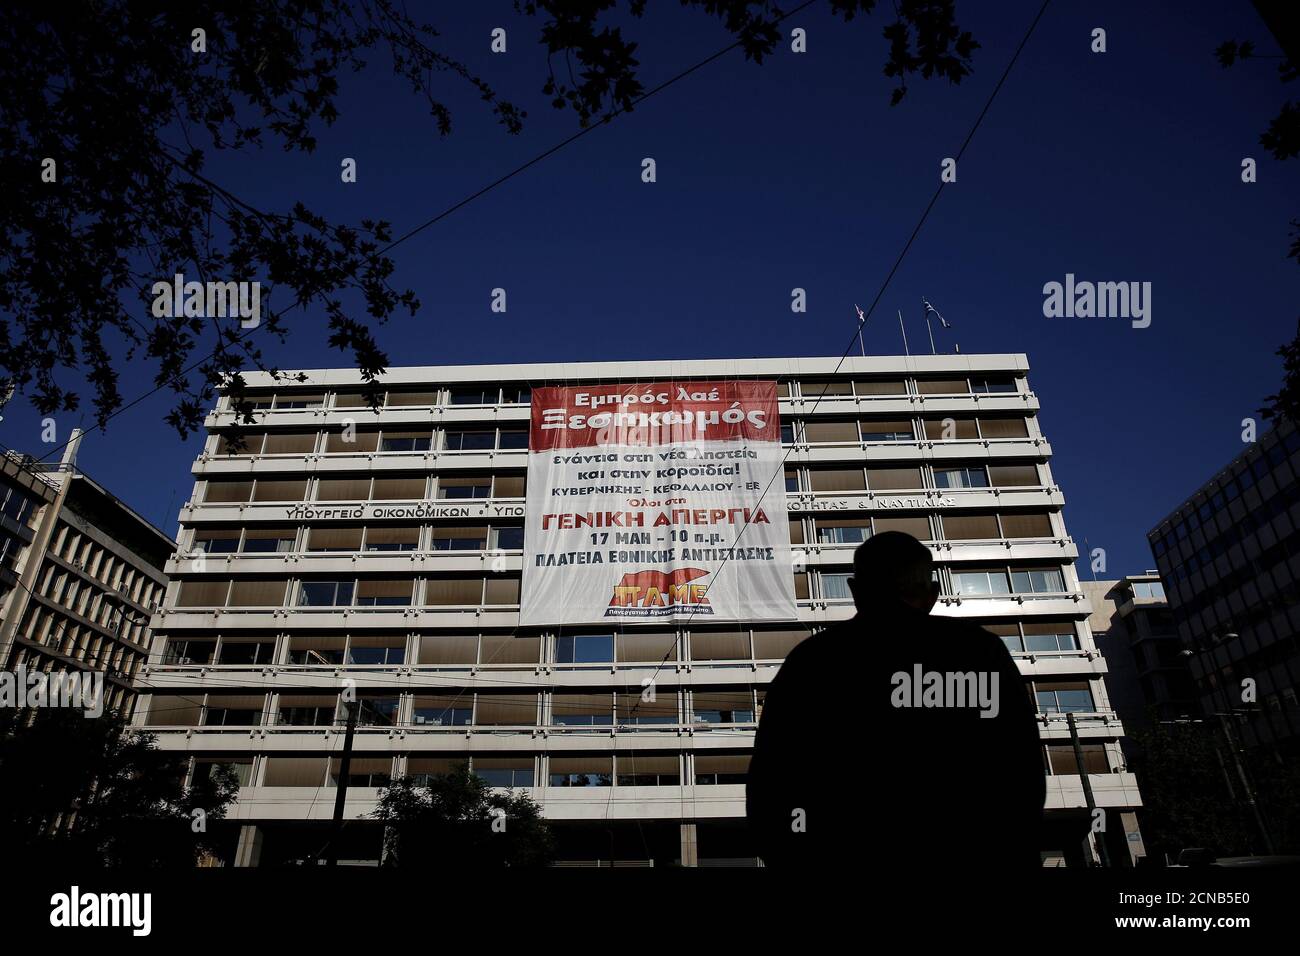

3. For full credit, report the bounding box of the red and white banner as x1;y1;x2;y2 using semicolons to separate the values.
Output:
520;380;798;626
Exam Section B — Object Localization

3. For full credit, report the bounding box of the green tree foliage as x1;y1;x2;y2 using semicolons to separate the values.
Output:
371;764;555;867
1216;34;1300;422
0;1;976;436
0;707;239;867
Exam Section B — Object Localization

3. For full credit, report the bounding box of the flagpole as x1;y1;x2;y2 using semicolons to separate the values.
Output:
855;304;866;356
897;309;909;356
924;307;936;355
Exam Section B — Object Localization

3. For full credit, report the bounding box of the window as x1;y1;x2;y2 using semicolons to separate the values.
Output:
859;420;915;442
923;418;978;440
227;580;288;607
803;420;858;443
1132;581;1166;600
916;378;968;395
615;755;679;786
261;433;317;454
497;429;529;449
978;417;1030;439
1046;744;1108;775
252;479;308;502
815;519;869;545
692;692;756;724
1022;623;1078;653
443;430;496;451
204;705;262;727
386;391;440;407
193;530;240;554
694;754;750;785
364;527;419;551
854;379;907;396
355;580;412;606
866;467;922;491
491;526;525;550
616;692;677;725
1000;513;1053;538
218;640;275;664
432;526;488;551
347;639;406;664
502;386;531;404
306;527;363;552
217;433;263;455
411;696;472;726
551;694;613;727
988;464;1039;487
424;578;483;605
298;581;355;607
371;477;426;500
438;477;491;500
175;580;230;607
821;573;852;600
1036;682;1095;714
484;577;520;604
448;387;497;405
873;516;931;540
204;480;253;503
785;469;799;493
556;634;613;664
803;381;852;398
286;638;345;665
943;514;1000;541
549;758;612;787
780;422;797;444
952;570;1011;596
241;528;296;553
970;376;1016;394
494;475;525;498
1010;568;1065;593
379;432;432;452
355;698;400;727
935;467;988;489
809;468;866;493
329;759;392;788
325;430;379;454
474;762;535;788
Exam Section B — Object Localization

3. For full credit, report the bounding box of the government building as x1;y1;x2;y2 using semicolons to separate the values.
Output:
134;355;1144;866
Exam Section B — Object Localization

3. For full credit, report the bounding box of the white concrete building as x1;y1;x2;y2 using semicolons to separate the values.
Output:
135;355;1142;866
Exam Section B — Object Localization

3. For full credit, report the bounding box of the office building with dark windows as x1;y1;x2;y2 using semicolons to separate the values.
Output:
1147;418;1300;752
0;434;174;717
1083;573;1196;733
135;355;1143;866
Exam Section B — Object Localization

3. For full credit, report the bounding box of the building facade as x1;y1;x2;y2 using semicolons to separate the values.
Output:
0;436;174;718
1083;573;1196;732
1147;417;1300;752
136;355;1143;866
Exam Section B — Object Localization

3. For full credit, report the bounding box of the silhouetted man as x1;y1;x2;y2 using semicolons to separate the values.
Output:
747;532;1044;869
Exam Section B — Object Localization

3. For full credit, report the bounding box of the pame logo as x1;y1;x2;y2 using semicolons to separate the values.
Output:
606;568;712;618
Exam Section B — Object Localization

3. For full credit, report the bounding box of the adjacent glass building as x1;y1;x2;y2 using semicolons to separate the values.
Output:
135;355;1143;866
1147;418;1300;752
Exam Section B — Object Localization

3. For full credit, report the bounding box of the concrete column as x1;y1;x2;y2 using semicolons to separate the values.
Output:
680;822;699;867
234;824;264;868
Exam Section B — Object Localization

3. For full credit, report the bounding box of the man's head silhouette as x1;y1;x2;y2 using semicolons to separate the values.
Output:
849;531;938;613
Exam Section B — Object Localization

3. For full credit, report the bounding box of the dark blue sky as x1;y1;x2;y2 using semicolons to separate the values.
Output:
3;0;1296;579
